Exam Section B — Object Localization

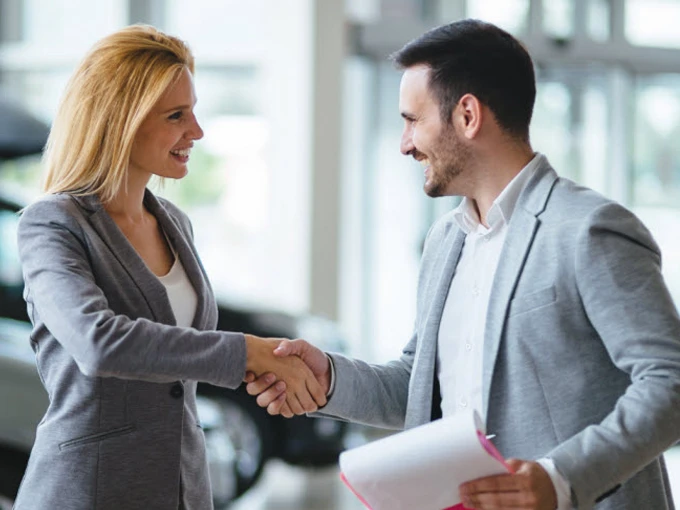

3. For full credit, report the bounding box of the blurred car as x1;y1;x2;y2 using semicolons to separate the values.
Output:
0;187;347;508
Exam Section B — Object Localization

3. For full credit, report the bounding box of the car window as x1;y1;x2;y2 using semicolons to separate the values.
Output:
0;210;21;287
0;207;28;323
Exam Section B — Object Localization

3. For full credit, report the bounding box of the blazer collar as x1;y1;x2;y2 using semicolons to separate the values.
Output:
71;190;208;328
481;159;559;417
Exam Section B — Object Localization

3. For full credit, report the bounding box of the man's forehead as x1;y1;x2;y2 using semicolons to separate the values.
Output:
399;64;434;109
401;64;431;87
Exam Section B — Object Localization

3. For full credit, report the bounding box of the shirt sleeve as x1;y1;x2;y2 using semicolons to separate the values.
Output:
326;353;336;397
537;457;573;510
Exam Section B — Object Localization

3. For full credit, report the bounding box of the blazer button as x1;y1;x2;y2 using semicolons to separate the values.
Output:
170;383;184;399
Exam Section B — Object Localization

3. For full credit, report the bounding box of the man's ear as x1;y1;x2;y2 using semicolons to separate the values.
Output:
453;93;483;139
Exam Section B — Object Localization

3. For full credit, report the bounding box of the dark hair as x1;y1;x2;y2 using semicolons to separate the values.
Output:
391;19;536;141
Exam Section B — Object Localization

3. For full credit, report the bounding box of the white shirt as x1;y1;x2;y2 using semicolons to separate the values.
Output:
436;153;571;509
158;253;197;328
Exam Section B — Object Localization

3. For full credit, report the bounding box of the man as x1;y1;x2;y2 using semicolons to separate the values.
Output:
246;19;680;510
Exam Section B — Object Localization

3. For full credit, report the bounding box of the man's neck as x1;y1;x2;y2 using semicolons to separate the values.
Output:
469;144;535;226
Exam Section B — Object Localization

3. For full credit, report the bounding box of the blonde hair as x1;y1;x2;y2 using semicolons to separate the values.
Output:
43;24;194;203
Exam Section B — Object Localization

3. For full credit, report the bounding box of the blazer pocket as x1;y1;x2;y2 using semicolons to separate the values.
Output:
509;285;557;317
59;424;136;451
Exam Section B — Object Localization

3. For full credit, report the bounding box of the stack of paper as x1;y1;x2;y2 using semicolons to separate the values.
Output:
339;409;510;510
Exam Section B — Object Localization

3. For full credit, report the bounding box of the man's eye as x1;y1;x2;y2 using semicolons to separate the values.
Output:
168;111;182;120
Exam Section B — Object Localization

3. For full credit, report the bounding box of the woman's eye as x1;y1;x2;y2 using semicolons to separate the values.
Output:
168;111;182;120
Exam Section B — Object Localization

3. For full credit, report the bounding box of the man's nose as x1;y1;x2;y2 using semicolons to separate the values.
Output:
400;129;414;156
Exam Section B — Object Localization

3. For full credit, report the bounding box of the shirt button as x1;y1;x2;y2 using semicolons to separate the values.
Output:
465;343;472;351
170;383;184;399
472;286;480;296
459;398;468;408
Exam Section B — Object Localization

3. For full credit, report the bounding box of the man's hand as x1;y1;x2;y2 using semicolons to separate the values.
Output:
244;339;331;418
458;459;558;510
244;335;327;416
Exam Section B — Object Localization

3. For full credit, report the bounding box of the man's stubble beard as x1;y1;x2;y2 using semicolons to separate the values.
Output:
424;127;471;198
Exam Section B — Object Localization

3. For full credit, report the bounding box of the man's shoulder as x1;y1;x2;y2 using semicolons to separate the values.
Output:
545;176;626;220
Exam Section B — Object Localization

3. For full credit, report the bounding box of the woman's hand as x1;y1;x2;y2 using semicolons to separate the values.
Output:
244;335;327;416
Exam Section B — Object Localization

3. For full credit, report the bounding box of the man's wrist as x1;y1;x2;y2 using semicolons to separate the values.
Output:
537;458;572;510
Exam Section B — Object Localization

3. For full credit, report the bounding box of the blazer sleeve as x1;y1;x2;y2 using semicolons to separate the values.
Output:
17;197;247;388
548;202;680;507
311;219;446;429
313;340;414;430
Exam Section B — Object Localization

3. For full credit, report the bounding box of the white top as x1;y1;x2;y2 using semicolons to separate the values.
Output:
157;251;197;328
437;154;540;419
436;153;571;509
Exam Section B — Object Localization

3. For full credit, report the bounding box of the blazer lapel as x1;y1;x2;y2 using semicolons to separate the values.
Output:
407;223;465;428
481;163;559;418
71;193;176;325
144;192;211;331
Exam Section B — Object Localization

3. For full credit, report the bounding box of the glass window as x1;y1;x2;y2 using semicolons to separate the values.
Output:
579;82;609;194
587;0;610;42
530;70;610;196
632;75;680;308
0;209;21;287
465;0;529;34
542;0;574;40
22;0;127;51
358;62;428;362
0;69;71;122
632;76;680;207
0;0;315;315
159;0;314;313
531;80;574;178
626;0;680;49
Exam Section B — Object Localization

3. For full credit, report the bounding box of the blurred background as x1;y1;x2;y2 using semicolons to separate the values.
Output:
1;0;680;508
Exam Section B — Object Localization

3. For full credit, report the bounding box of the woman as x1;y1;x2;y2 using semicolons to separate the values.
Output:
14;25;325;510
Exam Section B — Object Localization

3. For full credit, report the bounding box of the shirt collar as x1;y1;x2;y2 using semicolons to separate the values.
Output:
453;153;544;234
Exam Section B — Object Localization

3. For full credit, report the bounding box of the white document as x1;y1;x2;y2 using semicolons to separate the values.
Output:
339;409;510;510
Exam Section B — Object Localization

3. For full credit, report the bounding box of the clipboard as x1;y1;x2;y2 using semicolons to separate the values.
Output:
339;409;511;510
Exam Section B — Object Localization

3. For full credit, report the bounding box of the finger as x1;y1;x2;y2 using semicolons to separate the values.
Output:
461;490;528;510
295;384;318;413
278;399;294;419
306;373;327;407
255;381;286;407
285;393;305;416
265;392;288;416
461;473;520;494
245;372;278;396
243;371;256;383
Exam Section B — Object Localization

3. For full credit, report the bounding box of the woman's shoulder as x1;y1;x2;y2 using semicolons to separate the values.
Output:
20;193;83;222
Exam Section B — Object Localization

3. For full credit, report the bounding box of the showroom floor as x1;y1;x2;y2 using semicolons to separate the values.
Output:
231;447;680;510
230;460;363;510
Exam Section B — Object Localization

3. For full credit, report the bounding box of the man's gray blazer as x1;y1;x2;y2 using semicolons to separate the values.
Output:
318;159;680;509
14;191;247;510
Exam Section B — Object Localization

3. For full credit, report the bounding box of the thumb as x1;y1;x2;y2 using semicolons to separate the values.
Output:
273;338;295;356
274;338;306;357
505;458;523;474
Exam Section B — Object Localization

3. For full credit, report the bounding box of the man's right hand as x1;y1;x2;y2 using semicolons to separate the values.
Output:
245;339;331;418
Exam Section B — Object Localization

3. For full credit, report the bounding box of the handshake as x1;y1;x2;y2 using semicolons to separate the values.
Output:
243;335;330;418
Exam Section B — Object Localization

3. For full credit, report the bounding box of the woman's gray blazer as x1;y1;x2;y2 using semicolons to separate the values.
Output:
14;190;247;510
